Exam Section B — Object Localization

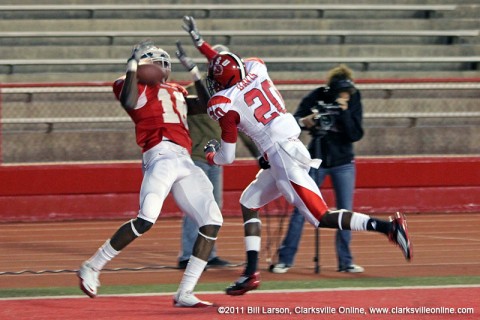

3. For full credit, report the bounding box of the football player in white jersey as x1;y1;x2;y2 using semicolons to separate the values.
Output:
183;16;413;296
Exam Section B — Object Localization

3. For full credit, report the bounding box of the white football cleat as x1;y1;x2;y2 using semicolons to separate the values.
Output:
78;262;100;298
173;290;213;308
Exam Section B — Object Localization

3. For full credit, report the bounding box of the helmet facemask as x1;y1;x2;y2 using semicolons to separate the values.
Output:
138;45;171;81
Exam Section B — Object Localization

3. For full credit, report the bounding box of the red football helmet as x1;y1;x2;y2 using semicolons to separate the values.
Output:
206;52;246;94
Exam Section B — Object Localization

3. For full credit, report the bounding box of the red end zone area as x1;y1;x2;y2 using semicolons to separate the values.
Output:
1;286;478;320
0;156;479;222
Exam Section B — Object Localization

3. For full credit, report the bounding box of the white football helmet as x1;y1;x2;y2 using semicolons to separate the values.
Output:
135;41;171;81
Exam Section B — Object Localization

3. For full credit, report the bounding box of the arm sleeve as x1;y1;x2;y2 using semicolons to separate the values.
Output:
219;110;240;143
197;41;218;61
117;72;142;110
212;140;237;165
211;110;240;165
194;79;210;107
185;80;210;115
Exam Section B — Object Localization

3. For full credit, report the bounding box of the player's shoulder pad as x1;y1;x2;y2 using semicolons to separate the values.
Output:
207;94;233;121
245;57;265;65
208;94;232;109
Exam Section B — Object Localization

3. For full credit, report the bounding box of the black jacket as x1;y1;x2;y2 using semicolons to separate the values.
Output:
293;87;364;168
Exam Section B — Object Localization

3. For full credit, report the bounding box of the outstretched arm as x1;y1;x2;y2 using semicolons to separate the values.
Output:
176;41;211;114
119;43;144;110
182;15;218;60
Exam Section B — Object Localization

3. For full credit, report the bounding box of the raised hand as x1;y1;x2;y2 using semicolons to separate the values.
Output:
175;41;197;71
128;41;149;62
182;16;204;47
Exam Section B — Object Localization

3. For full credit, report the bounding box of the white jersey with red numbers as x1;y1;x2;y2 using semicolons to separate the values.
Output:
207;58;328;227
113;78;192;153
207;58;300;155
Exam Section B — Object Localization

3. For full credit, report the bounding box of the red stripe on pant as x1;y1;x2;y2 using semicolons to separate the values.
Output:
290;180;328;222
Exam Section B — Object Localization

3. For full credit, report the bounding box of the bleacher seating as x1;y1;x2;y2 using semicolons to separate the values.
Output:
0;1;478;82
1;56;479;74
0;0;479;162
0;4;459;19
1;29;477;46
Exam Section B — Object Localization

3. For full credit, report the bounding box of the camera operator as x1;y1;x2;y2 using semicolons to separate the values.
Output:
271;64;365;274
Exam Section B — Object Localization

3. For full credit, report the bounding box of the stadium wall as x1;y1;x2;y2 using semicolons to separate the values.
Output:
0;156;478;222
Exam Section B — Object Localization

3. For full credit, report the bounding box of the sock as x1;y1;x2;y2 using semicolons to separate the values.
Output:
177;256;208;294
244;251;258;276
366;218;393;235
244;235;261;276
88;239;119;271
349;212;370;230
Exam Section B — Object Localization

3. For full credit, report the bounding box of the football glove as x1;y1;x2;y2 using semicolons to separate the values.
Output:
175;41;197;72
127;40;154;73
204;139;220;155
182;16;204;47
258;156;271;169
128;40;153;63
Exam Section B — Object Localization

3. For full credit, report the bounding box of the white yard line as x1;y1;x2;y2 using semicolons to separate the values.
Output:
1;284;479;301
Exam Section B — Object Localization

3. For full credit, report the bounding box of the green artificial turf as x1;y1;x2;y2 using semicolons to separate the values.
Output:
1;276;480;298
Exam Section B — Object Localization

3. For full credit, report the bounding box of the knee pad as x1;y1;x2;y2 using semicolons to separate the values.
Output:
131;217;153;236
140;193;163;222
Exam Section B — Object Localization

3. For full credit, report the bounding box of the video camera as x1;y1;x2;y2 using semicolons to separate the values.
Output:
311;101;342;135
309;78;356;136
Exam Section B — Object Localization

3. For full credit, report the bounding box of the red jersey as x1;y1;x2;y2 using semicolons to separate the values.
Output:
113;78;192;153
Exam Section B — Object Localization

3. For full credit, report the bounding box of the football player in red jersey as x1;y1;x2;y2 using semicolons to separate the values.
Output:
77;41;222;308
182;16;412;296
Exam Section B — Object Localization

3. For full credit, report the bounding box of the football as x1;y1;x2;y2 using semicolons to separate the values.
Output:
137;63;165;85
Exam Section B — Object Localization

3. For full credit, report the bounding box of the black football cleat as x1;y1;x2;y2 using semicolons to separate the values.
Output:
225;272;260;296
389;212;413;261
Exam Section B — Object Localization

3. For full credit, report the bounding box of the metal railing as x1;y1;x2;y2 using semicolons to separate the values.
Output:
0;4;457;19
2;80;479;127
1;29;476;45
1;80;478;162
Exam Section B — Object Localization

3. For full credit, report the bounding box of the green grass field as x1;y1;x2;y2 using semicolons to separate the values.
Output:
2;276;480;298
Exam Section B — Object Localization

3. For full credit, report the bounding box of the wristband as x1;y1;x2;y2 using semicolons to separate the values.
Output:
126;59;138;73
189;66;202;82
194;37;205;47
205;152;216;166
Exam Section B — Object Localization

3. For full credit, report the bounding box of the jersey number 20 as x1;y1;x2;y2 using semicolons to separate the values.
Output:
244;80;286;125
